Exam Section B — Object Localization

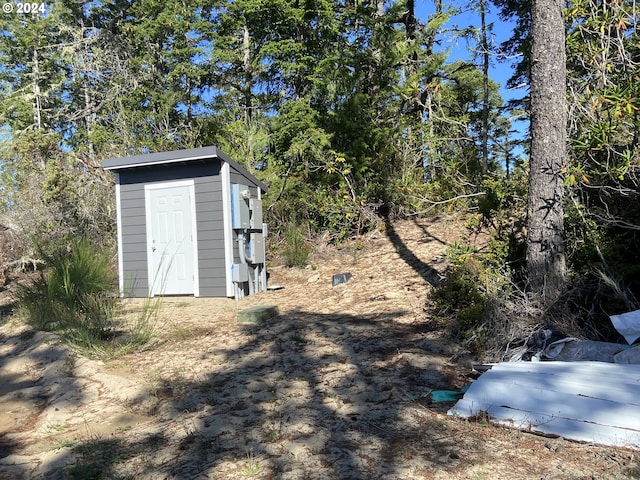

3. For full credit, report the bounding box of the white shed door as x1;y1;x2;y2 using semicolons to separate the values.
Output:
146;183;196;295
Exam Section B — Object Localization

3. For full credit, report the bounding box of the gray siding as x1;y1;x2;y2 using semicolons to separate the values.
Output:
118;160;226;297
193;170;226;297
119;182;148;297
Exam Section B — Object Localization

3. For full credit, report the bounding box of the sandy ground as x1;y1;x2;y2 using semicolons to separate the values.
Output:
0;216;639;479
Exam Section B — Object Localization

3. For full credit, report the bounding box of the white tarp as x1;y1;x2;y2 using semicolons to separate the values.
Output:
611;309;640;345
448;361;640;449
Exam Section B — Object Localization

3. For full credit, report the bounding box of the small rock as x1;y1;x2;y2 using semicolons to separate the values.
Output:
545;440;565;453
307;273;320;283
332;272;352;286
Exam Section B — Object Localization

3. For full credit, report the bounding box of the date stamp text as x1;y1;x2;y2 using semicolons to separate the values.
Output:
3;3;47;14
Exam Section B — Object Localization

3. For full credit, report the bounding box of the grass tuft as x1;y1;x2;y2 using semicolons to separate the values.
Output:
16;235;118;349
16;235;159;358
281;223;312;267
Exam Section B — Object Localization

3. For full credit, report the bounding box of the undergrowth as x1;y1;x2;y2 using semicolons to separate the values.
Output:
281;222;312;267
430;200;638;360
428;173;550;360
429;240;545;360
16;235;159;358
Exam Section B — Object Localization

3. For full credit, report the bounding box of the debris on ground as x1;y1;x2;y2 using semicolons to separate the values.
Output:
449;310;640;450
331;272;352;286
448;361;640;450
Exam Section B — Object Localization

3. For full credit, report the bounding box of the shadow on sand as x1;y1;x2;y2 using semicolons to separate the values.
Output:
0;216;469;479
0;325;87;480
5;307;475;479
383;214;443;288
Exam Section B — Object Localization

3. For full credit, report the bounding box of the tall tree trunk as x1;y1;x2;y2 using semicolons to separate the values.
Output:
83;79;97;164
405;0;418;77
480;0;489;175
526;0;567;303
242;24;252;123
425;0;441;56
32;49;42;130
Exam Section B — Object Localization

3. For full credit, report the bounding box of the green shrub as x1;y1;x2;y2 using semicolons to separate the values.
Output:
444;242;476;266
281;223;312;267
429;259;489;355
431;260;485;310
457;303;486;328
17;235;118;349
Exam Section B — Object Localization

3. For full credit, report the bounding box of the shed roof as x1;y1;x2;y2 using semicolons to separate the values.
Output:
102;146;268;193
448;361;640;449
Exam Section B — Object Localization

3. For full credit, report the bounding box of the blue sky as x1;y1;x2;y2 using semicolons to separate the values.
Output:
413;0;528;161
414;0;525;104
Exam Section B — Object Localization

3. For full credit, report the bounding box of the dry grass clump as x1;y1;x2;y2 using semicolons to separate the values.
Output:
429;258;629;362
480;286;545;361
428;257;587;362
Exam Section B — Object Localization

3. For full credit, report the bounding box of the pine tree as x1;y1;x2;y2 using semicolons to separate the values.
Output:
526;0;567;302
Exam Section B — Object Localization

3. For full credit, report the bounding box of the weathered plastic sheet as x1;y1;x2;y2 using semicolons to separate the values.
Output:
448;361;640;449
543;339;625;363
611;309;640;345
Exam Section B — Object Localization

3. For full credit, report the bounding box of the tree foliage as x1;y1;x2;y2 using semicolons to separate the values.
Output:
563;0;640;318
1;1;638;335
0;2;516;244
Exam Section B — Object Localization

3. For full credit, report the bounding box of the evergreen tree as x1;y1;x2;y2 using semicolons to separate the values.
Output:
526;0;567;302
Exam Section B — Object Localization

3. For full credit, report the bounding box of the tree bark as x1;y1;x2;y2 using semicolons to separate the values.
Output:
526;0;567;303
32;49;42;130
480;0;489;175
242;24;253;122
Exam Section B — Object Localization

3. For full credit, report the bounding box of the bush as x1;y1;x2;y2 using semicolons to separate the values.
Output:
429;260;488;353
429;256;542;359
17;235;118;349
432;259;485;310
281;223;312;267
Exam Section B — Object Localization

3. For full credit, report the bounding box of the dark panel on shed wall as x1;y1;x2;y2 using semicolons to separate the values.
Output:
119;161;221;186
198;247;226;262
198;229;225;243
198;273;227;287
121;271;146;297
196;209;224;225
119;185;146;282
118;181;149;297
120;223;146;237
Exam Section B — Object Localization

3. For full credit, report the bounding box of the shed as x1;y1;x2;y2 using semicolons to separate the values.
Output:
103;146;268;299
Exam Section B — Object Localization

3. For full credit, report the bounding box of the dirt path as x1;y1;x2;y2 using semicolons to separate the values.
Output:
0;217;638;479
